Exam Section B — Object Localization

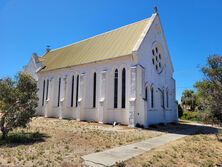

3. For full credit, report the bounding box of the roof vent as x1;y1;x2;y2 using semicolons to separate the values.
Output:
153;6;158;14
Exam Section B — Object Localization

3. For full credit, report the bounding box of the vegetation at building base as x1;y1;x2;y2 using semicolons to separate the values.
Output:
0;72;38;140
179;55;222;126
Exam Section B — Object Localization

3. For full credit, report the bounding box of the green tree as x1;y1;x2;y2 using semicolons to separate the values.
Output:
0;72;38;139
195;55;222;125
181;89;197;111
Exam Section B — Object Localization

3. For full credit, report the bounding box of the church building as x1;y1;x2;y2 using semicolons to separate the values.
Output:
25;9;178;128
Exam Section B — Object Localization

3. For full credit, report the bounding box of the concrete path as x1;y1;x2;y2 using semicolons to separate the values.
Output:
82;127;200;167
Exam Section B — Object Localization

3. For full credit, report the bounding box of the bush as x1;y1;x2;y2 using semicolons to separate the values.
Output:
181;111;209;122
178;104;183;118
115;161;126;167
181;111;199;121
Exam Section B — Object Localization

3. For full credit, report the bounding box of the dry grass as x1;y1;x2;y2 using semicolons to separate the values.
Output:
0;117;162;167
124;128;222;167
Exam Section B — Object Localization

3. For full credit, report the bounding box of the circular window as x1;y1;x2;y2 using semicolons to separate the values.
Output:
152;44;163;73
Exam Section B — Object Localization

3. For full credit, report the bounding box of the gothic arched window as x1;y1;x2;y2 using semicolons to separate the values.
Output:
145;87;148;101
151;87;154;108
42;80;45;106
93;72;97;108
46;79;49;100
166;90;169;108
76;75;79;107
57;78;61;107
71;75;74;107
114;69;118;108
121;68;126;108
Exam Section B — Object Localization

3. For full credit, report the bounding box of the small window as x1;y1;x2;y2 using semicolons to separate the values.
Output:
159;63;161;68
159;54;161;59
156;65;158;70
57;78;61;107
155;47;158;54
156;56;158;62
114;69;118;108
152;58;155;65
42;80;45;106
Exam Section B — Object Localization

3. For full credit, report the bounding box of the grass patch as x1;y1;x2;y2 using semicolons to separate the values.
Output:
0;131;48;146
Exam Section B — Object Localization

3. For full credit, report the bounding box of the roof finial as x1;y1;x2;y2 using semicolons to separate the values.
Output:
46;45;51;53
153;6;158;14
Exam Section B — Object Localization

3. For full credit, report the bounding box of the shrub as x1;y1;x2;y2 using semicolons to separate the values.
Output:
115;161;126;167
181;111;200;121
178;104;183;118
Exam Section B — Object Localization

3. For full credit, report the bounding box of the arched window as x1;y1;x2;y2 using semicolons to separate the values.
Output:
46;79;49;100
57;78;61;107
166;90;169;108
151;87;154;108
71;75;74;107
162;90;165;108
121;68;126;108
42;80;45;106
145;87;148;101
93;72;96;108
76;75;79;107
114;69;118;108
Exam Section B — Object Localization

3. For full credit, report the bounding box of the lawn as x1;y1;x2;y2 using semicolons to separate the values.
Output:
124;127;222;167
0;117;162;167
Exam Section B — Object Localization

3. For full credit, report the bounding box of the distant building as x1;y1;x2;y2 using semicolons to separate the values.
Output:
24;10;177;127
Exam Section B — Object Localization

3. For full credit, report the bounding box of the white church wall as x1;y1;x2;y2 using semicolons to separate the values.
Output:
136;15;177;126
38;56;133;125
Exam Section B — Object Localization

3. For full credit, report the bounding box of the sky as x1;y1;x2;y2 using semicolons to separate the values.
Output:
0;0;222;101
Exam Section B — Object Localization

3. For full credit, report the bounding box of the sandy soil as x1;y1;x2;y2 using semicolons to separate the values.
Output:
124;127;222;167
0;117;162;167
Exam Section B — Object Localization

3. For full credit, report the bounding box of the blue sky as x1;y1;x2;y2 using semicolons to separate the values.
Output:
0;0;222;101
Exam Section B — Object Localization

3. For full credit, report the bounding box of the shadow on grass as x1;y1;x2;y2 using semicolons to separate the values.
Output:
146;121;220;136
0;131;50;147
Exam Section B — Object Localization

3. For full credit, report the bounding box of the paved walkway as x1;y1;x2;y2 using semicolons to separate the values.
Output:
82;126;200;167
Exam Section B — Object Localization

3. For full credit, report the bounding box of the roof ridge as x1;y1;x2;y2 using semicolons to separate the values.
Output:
46;17;150;54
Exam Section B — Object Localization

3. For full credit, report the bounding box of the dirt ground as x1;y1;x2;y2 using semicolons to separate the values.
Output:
124;127;222;167
0;117;162;167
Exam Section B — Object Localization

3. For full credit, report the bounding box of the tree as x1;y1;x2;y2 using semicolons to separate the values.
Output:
181;89;197;111
0;72;38;139
195;55;222;125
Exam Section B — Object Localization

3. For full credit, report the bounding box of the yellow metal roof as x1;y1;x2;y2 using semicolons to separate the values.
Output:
40;18;151;72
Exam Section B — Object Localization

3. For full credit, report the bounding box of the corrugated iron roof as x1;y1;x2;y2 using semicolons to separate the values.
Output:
40;17;151;72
